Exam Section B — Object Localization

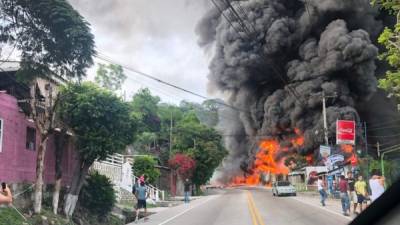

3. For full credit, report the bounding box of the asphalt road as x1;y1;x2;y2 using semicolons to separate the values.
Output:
130;187;352;225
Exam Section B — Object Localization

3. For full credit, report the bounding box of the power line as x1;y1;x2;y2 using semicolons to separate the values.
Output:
368;139;400;147
368;133;400;138
367;118;400;129
367;124;400;131
95;53;252;115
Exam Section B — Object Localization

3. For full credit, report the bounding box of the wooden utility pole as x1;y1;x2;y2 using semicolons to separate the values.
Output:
169;111;173;154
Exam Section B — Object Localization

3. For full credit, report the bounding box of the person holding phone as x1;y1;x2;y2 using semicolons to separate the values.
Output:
0;183;13;204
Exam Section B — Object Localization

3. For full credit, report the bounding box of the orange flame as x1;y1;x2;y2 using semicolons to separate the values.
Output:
305;154;314;164
231;129;305;186
340;144;353;154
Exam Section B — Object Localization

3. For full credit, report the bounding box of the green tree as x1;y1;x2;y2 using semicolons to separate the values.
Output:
373;0;400;106
79;172;116;218
0;0;95;79
157;103;184;163
133;156;161;184
131;88;161;132
58;82;135;216
134;132;158;152
95;63;127;91
173;112;227;192
0;0;95;214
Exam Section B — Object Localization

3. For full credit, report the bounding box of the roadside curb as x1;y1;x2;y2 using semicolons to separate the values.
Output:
297;191;341;201
291;197;354;221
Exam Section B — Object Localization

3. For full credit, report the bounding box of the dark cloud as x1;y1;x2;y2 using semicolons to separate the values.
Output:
197;0;383;182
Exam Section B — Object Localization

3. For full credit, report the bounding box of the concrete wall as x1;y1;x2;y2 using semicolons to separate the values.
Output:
0;92;76;185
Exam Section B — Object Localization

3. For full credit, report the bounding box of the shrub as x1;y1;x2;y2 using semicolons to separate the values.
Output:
79;172;116;217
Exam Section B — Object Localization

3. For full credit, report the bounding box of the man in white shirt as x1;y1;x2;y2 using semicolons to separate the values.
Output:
317;176;327;206
369;170;385;202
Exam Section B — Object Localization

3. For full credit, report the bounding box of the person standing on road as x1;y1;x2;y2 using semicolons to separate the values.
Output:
184;179;191;203
135;181;148;223
369;170;385;202
354;175;368;214
347;172;358;214
317;176;327;206
339;175;350;216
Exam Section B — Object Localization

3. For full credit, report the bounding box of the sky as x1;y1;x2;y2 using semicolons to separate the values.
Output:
67;0;213;104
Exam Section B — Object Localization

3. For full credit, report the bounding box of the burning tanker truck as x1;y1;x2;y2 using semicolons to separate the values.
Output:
196;0;385;185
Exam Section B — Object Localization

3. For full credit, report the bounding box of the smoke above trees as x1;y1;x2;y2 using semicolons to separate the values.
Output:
196;0;384;182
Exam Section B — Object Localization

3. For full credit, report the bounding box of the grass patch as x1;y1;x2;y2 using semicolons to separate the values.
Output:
0;207;72;225
0;206;124;225
0;207;25;225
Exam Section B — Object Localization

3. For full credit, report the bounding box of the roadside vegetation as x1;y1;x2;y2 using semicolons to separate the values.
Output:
2;0;400;224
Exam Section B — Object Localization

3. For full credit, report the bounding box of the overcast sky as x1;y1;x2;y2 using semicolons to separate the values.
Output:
68;0;212;104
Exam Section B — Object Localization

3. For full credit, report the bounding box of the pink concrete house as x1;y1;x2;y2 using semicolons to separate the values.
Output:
0;68;76;186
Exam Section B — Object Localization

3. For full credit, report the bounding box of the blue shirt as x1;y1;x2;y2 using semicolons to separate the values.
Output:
136;185;147;200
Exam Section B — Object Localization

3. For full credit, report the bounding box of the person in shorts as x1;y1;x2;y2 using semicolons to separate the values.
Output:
347;172;358;214
354;175;368;214
135;181;147;222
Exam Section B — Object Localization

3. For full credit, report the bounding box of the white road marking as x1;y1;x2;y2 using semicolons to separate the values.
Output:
157;195;219;225
290;197;353;221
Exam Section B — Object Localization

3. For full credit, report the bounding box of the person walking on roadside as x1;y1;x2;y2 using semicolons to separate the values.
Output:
339;175;350;216
317;176;327;206
347;172;358;214
354;175;368;214
0;183;12;205
135;181;148;223
369;170;385;202
184;178;191;203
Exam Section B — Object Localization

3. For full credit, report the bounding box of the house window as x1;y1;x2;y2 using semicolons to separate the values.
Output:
26;127;36;151
0;118;3;152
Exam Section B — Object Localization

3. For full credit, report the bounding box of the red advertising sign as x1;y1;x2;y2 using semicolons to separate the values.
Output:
336;120;356;145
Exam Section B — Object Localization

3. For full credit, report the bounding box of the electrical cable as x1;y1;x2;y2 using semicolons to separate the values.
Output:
210;0;307;105
95;53;247;124
95;53;252;116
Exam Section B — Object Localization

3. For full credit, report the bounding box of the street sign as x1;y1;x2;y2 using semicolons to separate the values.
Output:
336;120;356;145
327;154;344;166
319;145;331;158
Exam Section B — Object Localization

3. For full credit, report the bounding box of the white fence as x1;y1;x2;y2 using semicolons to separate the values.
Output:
91;153;165;202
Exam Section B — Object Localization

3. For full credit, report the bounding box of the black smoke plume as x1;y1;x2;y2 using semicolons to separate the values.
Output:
196;0;384;182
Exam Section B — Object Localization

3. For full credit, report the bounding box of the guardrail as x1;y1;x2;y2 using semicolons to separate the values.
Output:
91;153;165;202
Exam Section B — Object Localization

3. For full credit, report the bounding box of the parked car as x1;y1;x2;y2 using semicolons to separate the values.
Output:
272;181;296;196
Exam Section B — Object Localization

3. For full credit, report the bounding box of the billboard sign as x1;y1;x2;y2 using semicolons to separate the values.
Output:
319;145;331;158
336;120;356;145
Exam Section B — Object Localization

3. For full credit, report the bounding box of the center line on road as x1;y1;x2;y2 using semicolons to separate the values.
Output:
157;195;218;225
247;192;259;225
247;191;266;225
